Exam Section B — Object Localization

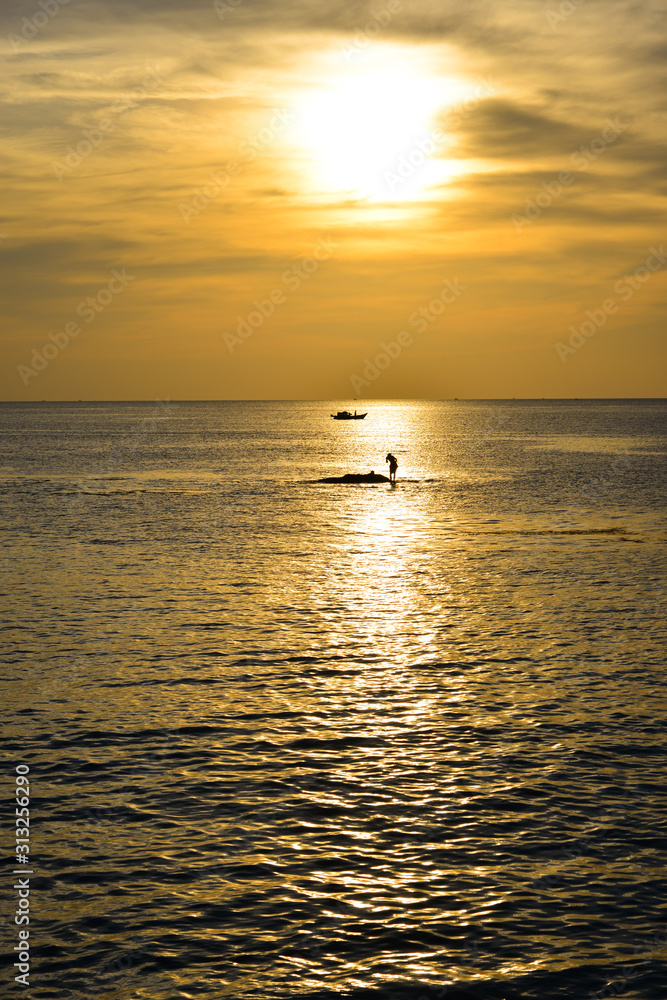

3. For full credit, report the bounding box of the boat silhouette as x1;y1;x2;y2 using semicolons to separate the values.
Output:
331;409;367;420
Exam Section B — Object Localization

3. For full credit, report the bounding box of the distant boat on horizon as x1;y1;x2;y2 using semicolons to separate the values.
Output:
331;409;367;420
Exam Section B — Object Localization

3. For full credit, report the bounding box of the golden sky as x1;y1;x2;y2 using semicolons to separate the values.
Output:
2;0;666;399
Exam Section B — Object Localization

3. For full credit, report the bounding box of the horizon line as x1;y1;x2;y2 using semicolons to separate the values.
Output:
0;397;665;404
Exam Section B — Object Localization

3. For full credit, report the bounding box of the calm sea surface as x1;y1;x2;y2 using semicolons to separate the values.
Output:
2;399;666;1000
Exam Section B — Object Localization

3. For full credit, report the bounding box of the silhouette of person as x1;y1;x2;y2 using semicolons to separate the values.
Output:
385;453;398;483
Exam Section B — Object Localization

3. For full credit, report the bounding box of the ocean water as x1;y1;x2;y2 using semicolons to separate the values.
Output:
2;398;666;1000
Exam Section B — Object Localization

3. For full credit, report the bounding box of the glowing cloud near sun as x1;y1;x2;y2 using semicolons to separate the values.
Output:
293;52;473;201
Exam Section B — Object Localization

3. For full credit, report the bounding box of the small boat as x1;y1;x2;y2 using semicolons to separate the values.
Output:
331;409;367;420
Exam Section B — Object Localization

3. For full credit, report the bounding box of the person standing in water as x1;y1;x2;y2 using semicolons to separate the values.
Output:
385;453;398;483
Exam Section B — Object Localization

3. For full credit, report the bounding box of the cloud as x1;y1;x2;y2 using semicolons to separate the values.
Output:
447;98;597;161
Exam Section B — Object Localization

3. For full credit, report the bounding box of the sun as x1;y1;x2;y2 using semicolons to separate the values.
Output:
293;51;471;202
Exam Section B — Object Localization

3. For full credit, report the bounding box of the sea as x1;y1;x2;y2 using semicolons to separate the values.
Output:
2;399;666;1000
